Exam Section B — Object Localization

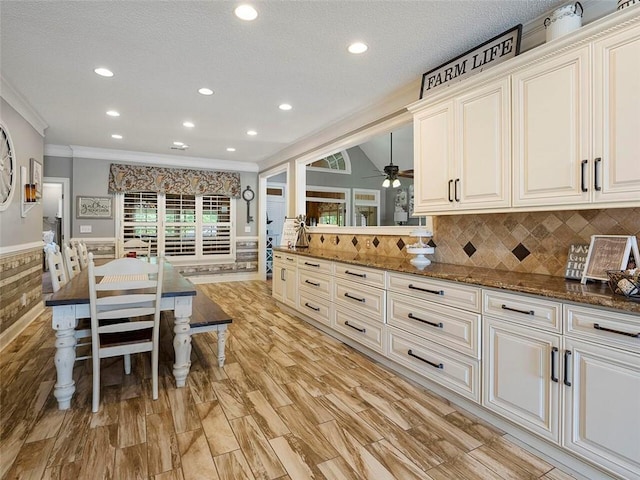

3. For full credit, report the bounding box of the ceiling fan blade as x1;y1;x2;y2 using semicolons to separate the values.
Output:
362;173;385;179
398;169;414;178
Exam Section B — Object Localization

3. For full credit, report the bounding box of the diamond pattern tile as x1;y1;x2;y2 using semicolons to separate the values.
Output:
463;242;477;257
304;208;639;277
511;243;531;262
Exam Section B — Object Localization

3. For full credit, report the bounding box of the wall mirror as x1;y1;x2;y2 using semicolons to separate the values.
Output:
302;122;417;229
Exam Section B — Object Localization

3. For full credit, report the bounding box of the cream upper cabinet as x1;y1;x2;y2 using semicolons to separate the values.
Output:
413;78;511;214
593;23;640;203
512;46;591;207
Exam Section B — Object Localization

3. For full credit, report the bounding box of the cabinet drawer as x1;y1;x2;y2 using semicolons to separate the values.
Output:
297;256;333;274
564;304;640;354
483;289;561;333
334;308;386;354
334;262;386;288
387;292;481;359
298;270;331;299
387;326;480;403
334;279;385;323
387;272;481;312
298;291;332;327
274;252;298;265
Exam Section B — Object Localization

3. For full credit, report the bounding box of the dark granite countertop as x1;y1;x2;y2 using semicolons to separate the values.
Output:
274;247;640;315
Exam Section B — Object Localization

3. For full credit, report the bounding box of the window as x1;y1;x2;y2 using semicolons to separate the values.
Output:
306;186;350;226
353;189;380;226
306;151;351;174
120;192;234;259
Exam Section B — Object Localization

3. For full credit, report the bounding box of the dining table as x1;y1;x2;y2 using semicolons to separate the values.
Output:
45;259;199;410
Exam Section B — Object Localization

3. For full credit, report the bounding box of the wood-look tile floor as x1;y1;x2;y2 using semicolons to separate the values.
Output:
1;280;579;480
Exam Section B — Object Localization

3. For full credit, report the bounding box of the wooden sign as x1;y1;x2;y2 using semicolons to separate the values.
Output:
420;24;522;98
280;218;298;248
581;235;640;284
564;243;589;280
76;196;112;218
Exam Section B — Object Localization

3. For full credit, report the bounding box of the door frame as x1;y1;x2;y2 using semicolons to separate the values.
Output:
43;176;70;245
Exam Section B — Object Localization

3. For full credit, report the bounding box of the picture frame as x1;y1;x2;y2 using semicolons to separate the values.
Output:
581;235;640;284
30;158;43;200
76;195;113;219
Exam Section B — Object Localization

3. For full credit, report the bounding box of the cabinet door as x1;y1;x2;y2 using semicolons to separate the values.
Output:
593;23;640;204
455;78;511;209
483;317;561;443
413;101;455;213
272;258;284;301
512;47;591;207
563;338;640;480
283;265;298;308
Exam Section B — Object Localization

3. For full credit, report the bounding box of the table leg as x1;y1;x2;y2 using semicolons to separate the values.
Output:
172;296;192;387
52;306;77;410
217;325;227;367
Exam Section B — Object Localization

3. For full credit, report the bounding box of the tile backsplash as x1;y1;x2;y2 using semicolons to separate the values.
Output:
308;208;640;277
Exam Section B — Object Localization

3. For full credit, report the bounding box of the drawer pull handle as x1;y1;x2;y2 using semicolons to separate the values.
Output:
345;321;366;333
286;257;295;262
304;302;320;312
408;313;443;329
593;323;640;338
407;350;443;370
408;284;444;296
274;254;282;259
501;304;534;316
344;292;366;303
305;280;320;287
563;350;572;387
304;262;320;267
345;270;366;278
551;347;559;383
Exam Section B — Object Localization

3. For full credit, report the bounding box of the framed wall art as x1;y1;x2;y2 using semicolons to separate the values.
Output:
30;158;42;200
76;196;113;219
581;235;640;284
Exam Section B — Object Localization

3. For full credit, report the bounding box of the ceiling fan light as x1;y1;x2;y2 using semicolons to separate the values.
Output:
392;178;401;188
382;178;391;188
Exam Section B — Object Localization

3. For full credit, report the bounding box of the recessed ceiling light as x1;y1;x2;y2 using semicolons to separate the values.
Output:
106;110;120;117
246;130;257;136
183;121;195;128
235;4;258;21
226;147;236;152
198;87;214;96
348;42;368;54
279;103;292;111
173;141;184;146
94;67;114;77
111;134;123;139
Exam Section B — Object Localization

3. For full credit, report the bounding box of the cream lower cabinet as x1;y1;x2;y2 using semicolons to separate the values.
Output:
563;305;640;480
272;252;298;308
297;256;333;327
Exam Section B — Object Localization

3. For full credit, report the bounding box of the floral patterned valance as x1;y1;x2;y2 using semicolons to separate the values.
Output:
108;164;241;198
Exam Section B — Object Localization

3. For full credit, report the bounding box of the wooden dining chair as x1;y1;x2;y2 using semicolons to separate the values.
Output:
74;240;89;270
47;244;69;292
122;238;152;259
63;243;82;279
87;253;164;412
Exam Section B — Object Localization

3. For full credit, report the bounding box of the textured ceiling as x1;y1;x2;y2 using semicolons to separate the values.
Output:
0;0;562;166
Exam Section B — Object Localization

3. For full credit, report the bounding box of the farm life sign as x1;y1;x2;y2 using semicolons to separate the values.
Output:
420;25;522;98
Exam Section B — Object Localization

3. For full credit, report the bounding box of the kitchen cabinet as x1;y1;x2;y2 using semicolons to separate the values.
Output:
272;252;297;308
297;256;333;327
562;305;640;480
413;77;511;214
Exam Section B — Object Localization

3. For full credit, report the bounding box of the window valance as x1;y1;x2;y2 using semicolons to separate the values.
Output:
108;164;241;198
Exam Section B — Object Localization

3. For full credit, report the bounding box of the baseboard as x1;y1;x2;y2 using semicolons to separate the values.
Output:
188;271;261;284
0;301;45;352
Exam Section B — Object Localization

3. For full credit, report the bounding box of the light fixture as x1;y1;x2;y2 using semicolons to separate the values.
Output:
247;130;257;136
173;141;184;146
94;67;114;77
235;4;258;21
348;42;368;54
183;121;195;128
382;132;400;188
278;103;292;111
226;147;236;152
106;110;120;117
111;134;123;139
198;87;214;96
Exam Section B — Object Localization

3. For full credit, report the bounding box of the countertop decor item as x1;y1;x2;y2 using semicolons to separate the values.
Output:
617;0;638;10
544;2;583;42
406;219;434;269
607;269;640;298
294;214;309;249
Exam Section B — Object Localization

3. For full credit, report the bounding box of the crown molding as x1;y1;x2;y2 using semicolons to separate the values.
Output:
0;76;48;137
48;145;260;172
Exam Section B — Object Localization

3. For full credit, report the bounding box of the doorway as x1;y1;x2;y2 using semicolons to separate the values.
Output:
259;164;290;280
42;177;70;246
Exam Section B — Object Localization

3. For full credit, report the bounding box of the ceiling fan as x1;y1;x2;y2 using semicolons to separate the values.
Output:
364;132;414;187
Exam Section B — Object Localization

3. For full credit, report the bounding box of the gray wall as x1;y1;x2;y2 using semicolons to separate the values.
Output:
0;99;44;248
